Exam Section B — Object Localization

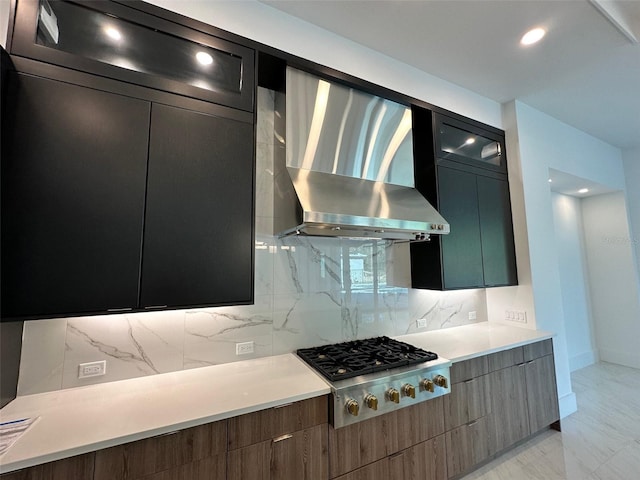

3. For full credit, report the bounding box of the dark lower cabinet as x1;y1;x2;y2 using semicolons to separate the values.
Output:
525;355;560;433
0;453;95;480
489;364;530;452
1;73;150;318
141;103;254;308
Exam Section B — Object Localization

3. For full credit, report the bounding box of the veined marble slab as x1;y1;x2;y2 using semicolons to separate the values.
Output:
0;354;330;474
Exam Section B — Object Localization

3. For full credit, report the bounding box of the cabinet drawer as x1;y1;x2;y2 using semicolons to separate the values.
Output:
487;347;524;372
94;421;227;480
332;457;390;480
388;435;447;480
444;375;491;430
450;356;488;383
227;424;328;480
328;397;444;478
0;453;94;480
523;339;553;361
228;395;328;449
445;415;493;478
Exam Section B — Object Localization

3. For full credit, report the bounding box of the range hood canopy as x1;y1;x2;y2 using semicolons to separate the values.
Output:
273;67;449;241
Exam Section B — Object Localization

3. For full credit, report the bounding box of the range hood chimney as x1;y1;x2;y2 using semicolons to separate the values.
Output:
273;67;449;241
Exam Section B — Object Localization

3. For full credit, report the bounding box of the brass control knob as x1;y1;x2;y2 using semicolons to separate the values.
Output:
387;388;400;404
364;394;378;411
434;375;449;389
346;399;360;416
421;379;435;393
402;383;416;399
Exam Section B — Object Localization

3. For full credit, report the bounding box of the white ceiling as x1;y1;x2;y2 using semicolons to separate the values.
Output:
261;0;640;152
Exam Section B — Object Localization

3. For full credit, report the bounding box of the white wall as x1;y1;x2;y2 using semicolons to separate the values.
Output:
144;0;502;129
622;148;640;286
582;192;640;369
551;193;596;371
499;100;628;418
0;0;9;47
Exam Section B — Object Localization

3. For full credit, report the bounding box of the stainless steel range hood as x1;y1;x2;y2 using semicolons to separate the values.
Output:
273;67;449;241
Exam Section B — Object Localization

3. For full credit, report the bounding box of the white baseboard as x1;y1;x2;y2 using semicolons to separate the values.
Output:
559;391;577;419
599;348;640;369
569;350;598;372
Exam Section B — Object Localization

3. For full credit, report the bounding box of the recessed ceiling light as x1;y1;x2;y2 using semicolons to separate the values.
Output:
521;27;546;46
465;138;476;145
548;179;553;183
104;26;121;41
578;188;589;194
196;51;213;66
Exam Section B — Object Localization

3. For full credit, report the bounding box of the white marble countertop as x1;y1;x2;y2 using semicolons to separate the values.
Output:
0;353;330;474
397;322;554;362
0;322;552;474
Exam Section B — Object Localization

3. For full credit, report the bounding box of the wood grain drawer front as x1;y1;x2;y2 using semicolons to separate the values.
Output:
0;453;94;480
489;365;529;452
450;356;488;383
487;347;524;372
444;376;491;430
388;435;447;480
93;421;226;480
526;355;560;433
228;396;328;450
329;397;444;478
227;424;328;480
332;457;390;480
523;339;553;362
445;415;493;478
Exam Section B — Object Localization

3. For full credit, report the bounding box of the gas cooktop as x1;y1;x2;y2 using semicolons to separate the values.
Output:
296;336;438;382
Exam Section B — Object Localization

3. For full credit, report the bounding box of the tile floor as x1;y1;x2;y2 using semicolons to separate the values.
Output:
462;362;640;480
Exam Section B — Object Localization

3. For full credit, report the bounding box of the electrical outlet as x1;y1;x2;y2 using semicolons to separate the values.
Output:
416;318;427;329
78;360;106;379
236;341;254;355
505;310;527;323
468;311;477;320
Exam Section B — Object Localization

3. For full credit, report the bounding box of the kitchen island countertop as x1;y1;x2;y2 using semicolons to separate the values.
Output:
0;322;553;474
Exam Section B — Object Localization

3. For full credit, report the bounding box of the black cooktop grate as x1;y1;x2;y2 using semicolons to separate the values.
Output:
297;336;438;382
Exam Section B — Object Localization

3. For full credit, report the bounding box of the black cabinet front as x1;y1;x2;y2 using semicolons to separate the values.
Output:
1;71;255;320
141;104;254;309
1;73;149;318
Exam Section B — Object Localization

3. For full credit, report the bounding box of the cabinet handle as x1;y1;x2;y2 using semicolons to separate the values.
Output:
272;434;293;443
467;420;478;427
144;305;168;309
107;307;133;312
526;360;535;365
517;363;526;367
274;402;294;409
464;378;476;384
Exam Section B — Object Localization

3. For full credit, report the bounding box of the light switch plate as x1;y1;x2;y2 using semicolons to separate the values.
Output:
78;360;106;379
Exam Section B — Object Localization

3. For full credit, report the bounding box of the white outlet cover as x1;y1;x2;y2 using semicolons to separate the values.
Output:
78;360;106;379
416;318;427;329
236;341;254;355
468;311;477;320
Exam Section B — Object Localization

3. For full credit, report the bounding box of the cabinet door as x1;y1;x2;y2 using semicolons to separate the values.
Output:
388;436;447;480
445;415;493;478
444;376;491;430
1;73;149;318
0;453;94;480
525;355;560;433
438;166;484;289
227;425;328;480
489;364;529;452
141;103;254;308
477;176;517;286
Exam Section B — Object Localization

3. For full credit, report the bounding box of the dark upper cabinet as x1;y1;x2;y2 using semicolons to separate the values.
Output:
477;176;518;287
9;0;254;111
1;72;150;318
411;109;517;290
1;67;254;321
141;103;254;309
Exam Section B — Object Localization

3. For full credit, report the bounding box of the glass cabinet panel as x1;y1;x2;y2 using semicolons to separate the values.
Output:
435;114;506;172
11;0;254;111
36;1;242;95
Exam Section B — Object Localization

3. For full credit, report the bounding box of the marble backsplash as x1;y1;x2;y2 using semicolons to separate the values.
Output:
16;89;487;396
